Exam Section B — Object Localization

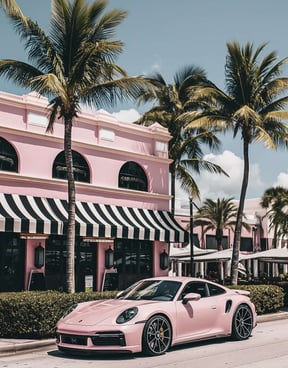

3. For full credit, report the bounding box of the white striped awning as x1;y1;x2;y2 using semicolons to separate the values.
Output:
0;193;188;243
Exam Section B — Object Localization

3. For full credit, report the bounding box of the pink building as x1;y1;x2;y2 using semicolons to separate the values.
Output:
0;91;188;292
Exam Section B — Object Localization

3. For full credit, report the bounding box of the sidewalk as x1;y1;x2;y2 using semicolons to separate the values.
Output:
1;310;288;356
0;338;55;356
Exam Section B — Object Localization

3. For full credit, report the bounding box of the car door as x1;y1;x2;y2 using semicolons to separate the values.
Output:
174;281;218;342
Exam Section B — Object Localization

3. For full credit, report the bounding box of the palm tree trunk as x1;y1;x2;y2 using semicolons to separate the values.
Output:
231;140;249;285
64;118;75;293
170;165;176;216
273;224;278;248
216;228;223;282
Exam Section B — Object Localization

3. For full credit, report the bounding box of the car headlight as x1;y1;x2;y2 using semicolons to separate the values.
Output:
62;303;78;318
116;307;138;324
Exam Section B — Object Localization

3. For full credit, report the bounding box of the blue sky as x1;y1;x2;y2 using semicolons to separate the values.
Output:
1;0;288;205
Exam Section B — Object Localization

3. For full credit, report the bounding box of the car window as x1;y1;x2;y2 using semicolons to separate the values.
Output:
180;281;207;299
117;280;182;301
207;283;226;296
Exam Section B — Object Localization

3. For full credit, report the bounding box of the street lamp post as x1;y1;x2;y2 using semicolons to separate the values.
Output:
189;196;200;277
189;196;194;277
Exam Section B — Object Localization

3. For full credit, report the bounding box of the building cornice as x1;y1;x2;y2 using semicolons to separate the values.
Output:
0;91;171;142
0;172;171;201
0;125;172;164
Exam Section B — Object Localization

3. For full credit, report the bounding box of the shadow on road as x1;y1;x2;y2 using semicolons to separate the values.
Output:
48;337;236;361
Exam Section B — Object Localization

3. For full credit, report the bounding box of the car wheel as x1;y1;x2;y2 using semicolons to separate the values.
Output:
232;304;253;340
142;314;172;356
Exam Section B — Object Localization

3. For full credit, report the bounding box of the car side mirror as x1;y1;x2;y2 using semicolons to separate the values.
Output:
182;292;201;304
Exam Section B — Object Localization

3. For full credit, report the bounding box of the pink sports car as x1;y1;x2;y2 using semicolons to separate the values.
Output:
56;276;257;356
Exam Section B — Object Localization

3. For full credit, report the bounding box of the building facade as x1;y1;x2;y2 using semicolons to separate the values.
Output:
0;91;188;292
173;198;288;280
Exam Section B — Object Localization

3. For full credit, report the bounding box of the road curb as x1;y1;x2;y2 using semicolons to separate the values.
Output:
256;311;288;323
0;339;56;356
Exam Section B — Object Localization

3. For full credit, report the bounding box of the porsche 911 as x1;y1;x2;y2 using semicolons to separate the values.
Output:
56;276;257;356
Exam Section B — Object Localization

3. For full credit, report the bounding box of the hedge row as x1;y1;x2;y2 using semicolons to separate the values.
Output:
0;284;285;339
0;290;117;339
229;284;285;315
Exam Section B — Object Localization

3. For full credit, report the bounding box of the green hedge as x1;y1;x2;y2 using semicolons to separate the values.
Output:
0;284;285;339
229;284;285;315
0;290;117;339
275;281;288;306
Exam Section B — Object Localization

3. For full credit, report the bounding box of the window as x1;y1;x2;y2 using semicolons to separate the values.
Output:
119;161;148;192
240;237;253;252
0;234;24;291
206;235;228;250
0;137;18;172
114;239;152;290
45;236;96;292
207;282;226;296
180;281;226;300
181;281;208;298
52;150;90;183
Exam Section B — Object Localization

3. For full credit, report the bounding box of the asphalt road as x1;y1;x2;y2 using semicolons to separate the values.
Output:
0;318;288;368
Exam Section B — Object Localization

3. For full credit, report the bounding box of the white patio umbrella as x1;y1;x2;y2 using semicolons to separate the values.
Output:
169;244;216;259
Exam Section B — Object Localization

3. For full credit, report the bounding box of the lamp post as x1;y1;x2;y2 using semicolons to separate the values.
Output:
189;196;199;277
189;196;194;277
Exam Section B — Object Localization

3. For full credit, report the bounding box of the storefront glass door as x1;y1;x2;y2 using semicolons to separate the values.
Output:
114;239;153;290
0;234;25;291
45;236;96;291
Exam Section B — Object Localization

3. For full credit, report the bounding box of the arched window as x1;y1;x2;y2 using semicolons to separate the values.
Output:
119;162;148;192
52;150;90;183
0;137;18;173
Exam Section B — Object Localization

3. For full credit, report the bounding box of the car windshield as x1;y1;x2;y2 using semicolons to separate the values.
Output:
116;280;182;301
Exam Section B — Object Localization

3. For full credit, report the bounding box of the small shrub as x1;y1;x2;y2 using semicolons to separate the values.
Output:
229;284;285;315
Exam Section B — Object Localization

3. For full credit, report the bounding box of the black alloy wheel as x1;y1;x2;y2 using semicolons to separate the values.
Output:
232;304;253;340
142;314;172;356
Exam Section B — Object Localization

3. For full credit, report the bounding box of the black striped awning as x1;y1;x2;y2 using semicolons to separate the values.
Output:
0;193;188;242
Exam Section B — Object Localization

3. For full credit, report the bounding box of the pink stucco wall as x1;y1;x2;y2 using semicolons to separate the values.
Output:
0;91;171;210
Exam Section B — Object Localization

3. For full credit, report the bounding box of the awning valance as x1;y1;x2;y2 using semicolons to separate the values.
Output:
0;193;188;242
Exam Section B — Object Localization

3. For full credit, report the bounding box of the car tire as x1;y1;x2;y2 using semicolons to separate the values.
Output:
231;304;253;340
142;314;172;356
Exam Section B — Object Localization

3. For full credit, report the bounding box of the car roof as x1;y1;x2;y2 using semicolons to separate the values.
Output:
143;276;209;283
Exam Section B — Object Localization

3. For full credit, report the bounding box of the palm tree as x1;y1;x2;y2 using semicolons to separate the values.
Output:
193;197;250;281
182;42;288;284
0;0;150;293
260;186;288;248
135;66;228;214
193;198;239;252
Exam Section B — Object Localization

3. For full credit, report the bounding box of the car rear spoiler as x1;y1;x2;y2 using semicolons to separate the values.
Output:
234;289;250;296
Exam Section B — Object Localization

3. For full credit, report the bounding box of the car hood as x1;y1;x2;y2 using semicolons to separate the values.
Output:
61;299;155;326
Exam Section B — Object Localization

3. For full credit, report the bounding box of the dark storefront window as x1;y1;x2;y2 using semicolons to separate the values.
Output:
118;161;148;192
52;150;90;183
0;234;24;291
260;238;268;251
206;235;228;250
114;239;153;290
240;237;253;252
45;237;96;291
75;241;96;292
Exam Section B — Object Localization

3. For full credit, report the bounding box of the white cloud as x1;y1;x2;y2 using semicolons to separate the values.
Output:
273;172;288;189
175;150;264;207
80;104;141;124
111;109;141;123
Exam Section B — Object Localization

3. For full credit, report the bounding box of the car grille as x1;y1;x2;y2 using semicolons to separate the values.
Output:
91;332;126;346
61;334;87;346
59;332;126;347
